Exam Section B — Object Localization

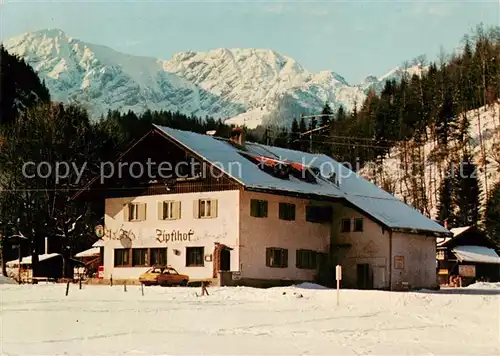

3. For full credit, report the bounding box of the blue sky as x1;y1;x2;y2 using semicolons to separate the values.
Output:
2;0;498;83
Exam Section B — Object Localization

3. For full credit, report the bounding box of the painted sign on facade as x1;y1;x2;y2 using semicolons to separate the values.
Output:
101;227;195;243
459;265;476;277
103;228;137;241
156;229;194;243
394;256;405;269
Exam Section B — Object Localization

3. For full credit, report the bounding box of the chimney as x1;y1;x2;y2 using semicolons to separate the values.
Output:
230;127;245;146
44;237;48;255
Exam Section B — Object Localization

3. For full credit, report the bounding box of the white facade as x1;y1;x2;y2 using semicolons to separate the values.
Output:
102;190;240;280
239;191;331;282
101;189;438;289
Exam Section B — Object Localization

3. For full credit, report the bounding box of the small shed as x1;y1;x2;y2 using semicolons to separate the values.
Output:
6;253;63;282
6;253;85;282
436;226;500;285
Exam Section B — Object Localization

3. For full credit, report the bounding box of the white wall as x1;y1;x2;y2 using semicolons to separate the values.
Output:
334;205;390;289
334;205;438;290
103;190;240;280
239;191;331;281
391;232;437;289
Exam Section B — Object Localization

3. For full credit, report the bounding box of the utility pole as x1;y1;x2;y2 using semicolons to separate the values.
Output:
299;114;336;153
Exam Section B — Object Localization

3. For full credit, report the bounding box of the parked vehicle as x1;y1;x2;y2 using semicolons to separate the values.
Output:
157;267;189;287
138;266;165;286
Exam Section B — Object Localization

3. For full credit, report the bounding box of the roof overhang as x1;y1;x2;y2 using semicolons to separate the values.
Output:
391;227;452;238
74;247;101;258
245;186;343;203
92;239;105;247
452;245;500;264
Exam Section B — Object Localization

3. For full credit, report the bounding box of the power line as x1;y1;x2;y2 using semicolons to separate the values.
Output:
267;135;394;150
265;126;403;144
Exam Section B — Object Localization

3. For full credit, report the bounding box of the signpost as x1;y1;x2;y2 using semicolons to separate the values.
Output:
336;265;342;306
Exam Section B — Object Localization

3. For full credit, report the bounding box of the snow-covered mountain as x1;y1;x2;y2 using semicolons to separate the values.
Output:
4;29;420;127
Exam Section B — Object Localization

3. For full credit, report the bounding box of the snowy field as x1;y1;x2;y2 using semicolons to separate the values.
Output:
1;282;499;355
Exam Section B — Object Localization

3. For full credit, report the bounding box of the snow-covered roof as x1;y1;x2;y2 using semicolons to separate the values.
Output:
452;245;500;264
74;247;100;258
6;253;60;267
450;226;472;237
92;239;105;247
437;237;452;247
154;125;450;236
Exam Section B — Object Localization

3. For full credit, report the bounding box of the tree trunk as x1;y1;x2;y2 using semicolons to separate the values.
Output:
31;239;39;281
0;240;6;277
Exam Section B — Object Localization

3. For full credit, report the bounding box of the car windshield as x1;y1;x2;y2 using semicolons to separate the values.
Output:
148;268;163;273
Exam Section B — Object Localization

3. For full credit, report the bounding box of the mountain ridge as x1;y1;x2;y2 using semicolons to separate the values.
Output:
4;28;422;127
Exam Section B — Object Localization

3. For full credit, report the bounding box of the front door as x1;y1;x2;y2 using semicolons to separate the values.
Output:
357;263;372;289
220;248;230;271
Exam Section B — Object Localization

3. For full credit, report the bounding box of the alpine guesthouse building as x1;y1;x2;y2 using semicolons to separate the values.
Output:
77;126;451;290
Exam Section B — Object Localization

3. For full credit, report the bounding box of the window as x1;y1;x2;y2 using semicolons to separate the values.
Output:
114;249;130;267
306;205;332;223
279;203;295;221
296;249;317;269
132;248;148;266
195;199;217;219
266;248;288;268
150;248;168;266
354;218;364;232
129;203;139;221
158;201;181;220
341;218;351;232
251;199;268;218
124;203;146;221
186;247;204;266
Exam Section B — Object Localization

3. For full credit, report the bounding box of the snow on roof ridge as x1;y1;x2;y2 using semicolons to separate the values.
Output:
450;226;472;236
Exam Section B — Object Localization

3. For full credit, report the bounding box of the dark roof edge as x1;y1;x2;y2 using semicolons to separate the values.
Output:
70;130;156;201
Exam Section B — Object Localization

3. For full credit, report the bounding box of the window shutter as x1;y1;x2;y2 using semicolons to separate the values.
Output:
282;249;288;268
123;204;130;221
210;199;218;218
265;248;271;267
263;201;268;217
193;200;200;219
174;201;181;219
158;202;164;220
296;250;301;268
250;200;257;216
139;203;147;221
